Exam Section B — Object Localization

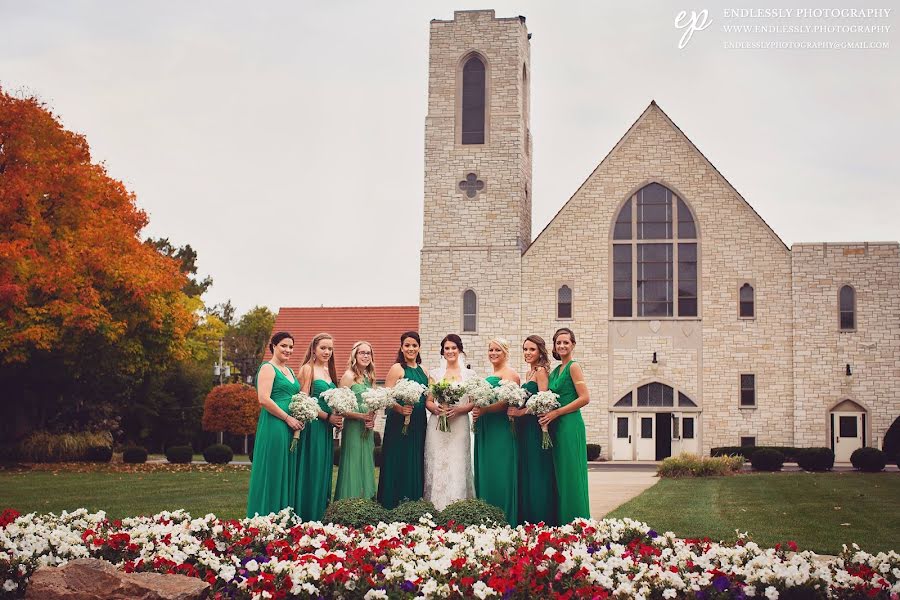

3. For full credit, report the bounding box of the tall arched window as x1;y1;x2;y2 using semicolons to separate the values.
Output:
739;283;755;318
461;55;486;145
612;183;698;317
557;284;572;319
462;289;477;332
839;285;855;330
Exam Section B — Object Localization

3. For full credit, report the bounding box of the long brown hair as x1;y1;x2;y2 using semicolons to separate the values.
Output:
552;327;576;361
348;341;377;386
523;334;551;372
303;333;338;383
395;331;422;365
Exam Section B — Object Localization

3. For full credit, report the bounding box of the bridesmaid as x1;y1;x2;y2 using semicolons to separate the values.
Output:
541;327;591;523
472;338;519;526
296;333;343;521
334;341;377;500
246;332;303;517
377;331;429;510
507;335;558;525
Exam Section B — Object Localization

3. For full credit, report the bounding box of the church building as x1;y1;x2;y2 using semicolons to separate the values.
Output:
416;9;900;460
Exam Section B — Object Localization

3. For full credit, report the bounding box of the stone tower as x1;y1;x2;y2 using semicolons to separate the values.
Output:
419;10;532;370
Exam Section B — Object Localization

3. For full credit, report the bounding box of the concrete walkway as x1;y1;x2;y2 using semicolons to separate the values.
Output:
587;465;659;518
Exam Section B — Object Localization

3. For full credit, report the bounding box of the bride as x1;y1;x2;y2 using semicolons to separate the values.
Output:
424;333;476;510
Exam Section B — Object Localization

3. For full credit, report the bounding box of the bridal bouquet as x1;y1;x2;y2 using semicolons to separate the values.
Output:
359;387;392;439
494;380;528;436
388;378;427;435
430;379;466;433
525;391;561;449
287;392;320;452
321;386;359;420
463;378;497;432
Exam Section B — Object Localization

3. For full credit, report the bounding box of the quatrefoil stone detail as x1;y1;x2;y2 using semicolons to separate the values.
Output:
458;173;485;198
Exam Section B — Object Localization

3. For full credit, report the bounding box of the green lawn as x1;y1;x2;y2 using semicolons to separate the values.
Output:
608;472;900;555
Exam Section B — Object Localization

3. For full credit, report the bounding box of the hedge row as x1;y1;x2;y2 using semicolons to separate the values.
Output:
322;497;505;529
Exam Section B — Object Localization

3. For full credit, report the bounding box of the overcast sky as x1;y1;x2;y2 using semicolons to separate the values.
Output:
2;1;897;315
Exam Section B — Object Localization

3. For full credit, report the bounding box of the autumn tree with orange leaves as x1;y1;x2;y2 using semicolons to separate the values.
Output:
0;89;196;439
202;383;259;452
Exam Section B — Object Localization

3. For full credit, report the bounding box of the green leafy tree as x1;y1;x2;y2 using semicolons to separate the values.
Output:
226;306;275;383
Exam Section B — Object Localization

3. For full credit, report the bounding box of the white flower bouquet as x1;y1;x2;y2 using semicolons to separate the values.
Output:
321;387;360;416
388;378;427;435
287;392;320;452
359;386;392;439
494;380;528;436
463;378;498;432
525;390;561;449
430;379;466;433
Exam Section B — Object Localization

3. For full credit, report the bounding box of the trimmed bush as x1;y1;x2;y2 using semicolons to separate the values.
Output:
323;498;389;528
203;443;234;464
373;446;383;468
750;448;784;471
374;431;382;447
389;500;438;524
165;445;193;464
796;447;834;472
122;446;148;464
17;430;113;462
586;444;602;461
850;447;886;472
658;453;744;477
84;445;113;463
438;498;505;527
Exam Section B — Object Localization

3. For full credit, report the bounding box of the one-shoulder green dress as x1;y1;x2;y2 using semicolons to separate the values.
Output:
334;379;376;500
548;361;591;522
516;379;558;525
247;362;299;518
474;376;518;526
376;364;427;510
294;378;335;521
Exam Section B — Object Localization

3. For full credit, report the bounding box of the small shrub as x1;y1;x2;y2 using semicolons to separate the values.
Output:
373;431;382;447
165;445;193;464
323;498;388;528
750;448;784;472
438;498;505;527
333;446;341;466
248;448;254;462
18;430;113;462
850;447;886;472
586;444;602;461
203;443;234;464
711;446;801;462
84;445;113;463
658;453;744;477
373;446;383;468
389;499;438;524
122;446;148;464
796;447;834;472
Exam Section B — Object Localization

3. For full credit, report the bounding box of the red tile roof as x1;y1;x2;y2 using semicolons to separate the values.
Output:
265;306;420;381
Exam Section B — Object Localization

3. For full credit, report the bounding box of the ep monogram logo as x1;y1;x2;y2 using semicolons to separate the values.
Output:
675;9;713;49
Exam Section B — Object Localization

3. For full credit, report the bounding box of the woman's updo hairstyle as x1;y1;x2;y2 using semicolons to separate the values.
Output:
440;333;464;356
268;331;294;353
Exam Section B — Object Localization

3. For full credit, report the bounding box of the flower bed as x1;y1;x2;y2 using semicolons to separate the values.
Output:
1;507;897;599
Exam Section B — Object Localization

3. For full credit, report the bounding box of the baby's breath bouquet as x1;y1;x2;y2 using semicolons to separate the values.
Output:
494;380;528;437
359;386;392;439
430;379;466;433
321;387;359;416
525;391;561;449
287;392;320;452
388;378;428;435
463;378;497;432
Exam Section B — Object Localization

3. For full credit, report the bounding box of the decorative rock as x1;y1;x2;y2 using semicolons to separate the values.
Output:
25;558;209;600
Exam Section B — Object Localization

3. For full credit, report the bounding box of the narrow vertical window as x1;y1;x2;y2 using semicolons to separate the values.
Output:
638;244;673;317
740;374;756;407
462;289;477;332
678;243;697;317
557;285;573;319
739;283;755;318
461;56;486;144
613;244;632;317
839;285;855;330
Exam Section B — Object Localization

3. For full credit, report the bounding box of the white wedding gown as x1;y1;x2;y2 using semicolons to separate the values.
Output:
423;364;476;511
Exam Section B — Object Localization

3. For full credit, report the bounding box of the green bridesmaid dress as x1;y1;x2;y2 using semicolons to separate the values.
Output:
294;378;335;522
516;380;558;525
334;379;376;500
376;364;427;510
246;362;299;518
548;361;591;523
474;376;518;526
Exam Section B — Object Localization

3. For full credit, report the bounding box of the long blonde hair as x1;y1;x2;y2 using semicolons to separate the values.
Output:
348;341;377;385
302;333;338;383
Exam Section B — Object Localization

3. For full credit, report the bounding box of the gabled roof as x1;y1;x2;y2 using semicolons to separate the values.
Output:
525;101;789;254
266;306;420;381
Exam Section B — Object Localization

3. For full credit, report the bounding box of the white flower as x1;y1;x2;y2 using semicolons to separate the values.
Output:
472;580;496;599
765;586;779;599
662;589;677;599
245;559;259;572
4;580;18;592
364;590;388;599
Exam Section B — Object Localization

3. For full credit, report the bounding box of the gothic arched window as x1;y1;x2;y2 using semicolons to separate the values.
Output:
461;55;486;144
462;289;477;332
839;285;855;330
612;183;698;318
739;283;755;318
557;284;572;319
